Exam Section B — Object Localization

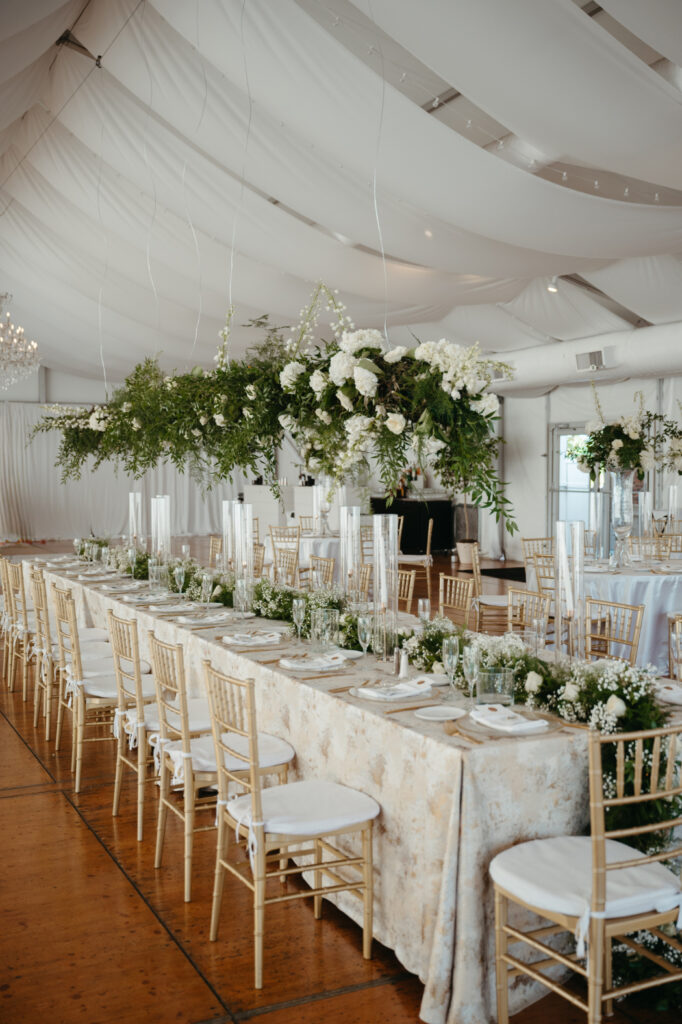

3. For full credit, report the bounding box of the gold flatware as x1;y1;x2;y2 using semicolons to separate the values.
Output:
383;701;441;715
444;722;484;744
328;678;372;694
299;671;348;680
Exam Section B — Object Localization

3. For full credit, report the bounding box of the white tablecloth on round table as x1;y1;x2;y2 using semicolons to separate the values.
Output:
584;566;682;672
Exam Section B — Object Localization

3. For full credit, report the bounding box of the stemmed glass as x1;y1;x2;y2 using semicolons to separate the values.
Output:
292;597;306;643
173;565;186;600
73;537;82;559
442;635;460;703
181;543;191;561
357;614;372;662
461;644;480;710
652;511;668;537
417;598;431;627
127;546;137;578
200;573;213;613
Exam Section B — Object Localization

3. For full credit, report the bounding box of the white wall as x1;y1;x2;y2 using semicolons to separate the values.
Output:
1;367;118;405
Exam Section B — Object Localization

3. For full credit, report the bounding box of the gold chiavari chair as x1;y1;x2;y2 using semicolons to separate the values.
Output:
397;568;416;615
399;518;434;605
208;535;222;567
269;524;300;581
253;517;260;545
470;542;508;634
360;524;374;563
29;567;56;739
523;537;554;589
0;557;14;687
507;588;551;634
629;535;672;561
532;553;555;597
668;614;682;679
204;660;379;989
491;723;682;1024
584;529;597;559
358;563;372;600
6;560;36;700
299;515;315;533
51;584;121;792
301;554;335;590
584;597;644;666
273;547;299;587
439;574;475;629
147;631;217;902
667;534;682;556
253;543;266;578
108;611;160;841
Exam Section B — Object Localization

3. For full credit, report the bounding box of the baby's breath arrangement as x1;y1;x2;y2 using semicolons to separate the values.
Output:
33;283;516;529
400;616;459;671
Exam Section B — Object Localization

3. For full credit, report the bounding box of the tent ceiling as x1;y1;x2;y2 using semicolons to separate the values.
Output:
1;0;681;386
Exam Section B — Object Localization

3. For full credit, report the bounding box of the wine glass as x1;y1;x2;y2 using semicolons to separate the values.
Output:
461;644;480;710
357;614;372;662
73;537;82;559
442;635;460;703
173;565;185;599
100;546;109;571
292;597;306;643
652;511;668;537
417;598;431;627
181;543;191;561
200;573;213;612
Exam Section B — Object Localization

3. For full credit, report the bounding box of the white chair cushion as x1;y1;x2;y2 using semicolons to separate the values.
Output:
80;670;155;701
490;835;682;950
164;730;294;778
81;675;119;699
397;555;428;565
478;594;507;608
64;651;152;675
165;698;213;735
229;779;380;837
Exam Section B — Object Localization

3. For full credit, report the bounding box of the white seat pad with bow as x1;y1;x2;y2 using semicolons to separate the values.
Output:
490;835;682;952
74;672;156;701
229;779;380;837
62;651;152;675
477;594;507;607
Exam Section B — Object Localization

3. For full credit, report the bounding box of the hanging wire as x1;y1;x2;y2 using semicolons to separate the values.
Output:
185;1;210;361
366;0;389;343
136;1;160;333
95;123;109;398
228;0;255;313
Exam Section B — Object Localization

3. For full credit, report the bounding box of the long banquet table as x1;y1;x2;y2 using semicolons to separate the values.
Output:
32;559;593;1024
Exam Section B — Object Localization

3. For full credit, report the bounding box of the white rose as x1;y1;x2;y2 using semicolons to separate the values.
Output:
611;438;623;450
384;346;407;364
88;411;106;431
121;402;131;413
214;413;225;427
431;660;444;674
199;415;208;426
640;447;656;472
471;393;499;417
278;413;295;432
191;428;202;437
385;412;406;435
605;694;627;718
245;384;256;400
132;418;141;431
242;407;252;420
280;361;306;391
563;682;580;702
524;671;542;694
329;351;358;386
315;409;332;425
336;389;354;412
310;370;327;397
353;365;378;397
576;460;591;474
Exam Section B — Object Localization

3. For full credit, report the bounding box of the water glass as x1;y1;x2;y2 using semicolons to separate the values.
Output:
320;607;339;650
148;557;159;592
73;536;82;558
127;546;137;577
181;543;191;560
417;598;431;626
234;578;253;617
531;618;546;653
100;546;109;570
292;597;306;642
476;668;515;706
200;573;213;610
442;635;460;702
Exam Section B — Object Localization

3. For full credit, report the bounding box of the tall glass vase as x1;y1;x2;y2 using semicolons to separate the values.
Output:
151;495;171;562
610;469;635;568
233;503;254;581
128;491;142;546
339;506;362;595
554;521;585;660
222;499;237;572
373;514;398;661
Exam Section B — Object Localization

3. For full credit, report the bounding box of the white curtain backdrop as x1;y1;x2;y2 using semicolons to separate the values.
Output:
0;402;236;540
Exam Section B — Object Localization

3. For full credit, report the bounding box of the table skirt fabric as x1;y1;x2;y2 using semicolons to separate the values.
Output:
33;562;590;1024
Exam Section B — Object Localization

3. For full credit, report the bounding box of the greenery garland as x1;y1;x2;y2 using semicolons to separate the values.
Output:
33;284;517;532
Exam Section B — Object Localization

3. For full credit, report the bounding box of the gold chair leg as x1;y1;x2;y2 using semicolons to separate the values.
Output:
21;646;29;701
313;838;322;919
74;698;85;793
33;670;41;727
136;742;146;842
254;872;265;989
362;825;373;959
112;737;124;818
604;935;613;1017
494;887;510;1024
210;812;228;941
183;785;195;902
155;763;169;869
587;918;604;1024
7;636;16;691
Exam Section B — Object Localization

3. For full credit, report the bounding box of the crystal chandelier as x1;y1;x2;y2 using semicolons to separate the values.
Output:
0;293;40;391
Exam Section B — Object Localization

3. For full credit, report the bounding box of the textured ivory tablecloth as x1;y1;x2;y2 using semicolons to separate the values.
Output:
36;562;590;1024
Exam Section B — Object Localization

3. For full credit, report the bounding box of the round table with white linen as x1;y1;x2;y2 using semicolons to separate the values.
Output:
584;563;682;672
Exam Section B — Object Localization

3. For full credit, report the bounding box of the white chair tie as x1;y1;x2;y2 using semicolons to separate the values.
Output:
149;734;169;774
575;895;682;959
229;795;264;872
64;677;84;708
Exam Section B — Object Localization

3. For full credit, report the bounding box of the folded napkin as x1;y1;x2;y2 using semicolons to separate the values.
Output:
656;681;682;705
100;583;139;592
175;611;230;625
222;631;285;646
470;703;548;733
147;602;193;613
119;594;155;604
47;560;79;568
355;676;432;702
279;653;346;671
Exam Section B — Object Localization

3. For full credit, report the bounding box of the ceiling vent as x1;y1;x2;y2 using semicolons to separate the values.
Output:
575;346;617;372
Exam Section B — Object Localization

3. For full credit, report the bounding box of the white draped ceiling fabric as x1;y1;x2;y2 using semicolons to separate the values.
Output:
1;0;682;387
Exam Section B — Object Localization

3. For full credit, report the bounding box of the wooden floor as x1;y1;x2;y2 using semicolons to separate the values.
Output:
0;540;675;1024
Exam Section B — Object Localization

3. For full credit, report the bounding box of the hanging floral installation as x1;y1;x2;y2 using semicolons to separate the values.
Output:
33;284;517;532
566;388;682;481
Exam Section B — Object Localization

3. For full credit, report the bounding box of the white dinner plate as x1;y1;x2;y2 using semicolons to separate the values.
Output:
414;705;466;721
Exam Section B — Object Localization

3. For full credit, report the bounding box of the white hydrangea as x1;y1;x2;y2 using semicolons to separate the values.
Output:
329;351;358;386
88;409;108;432
344;414;373;446
336;389;354;412
640;446;657;472
353;365;378;397
385;412;406;435
611;438;623;450
384;346;407;364
280;361;306;391
471;393;499;417
524;671;543;694
339;329;383;354
310;369;328;397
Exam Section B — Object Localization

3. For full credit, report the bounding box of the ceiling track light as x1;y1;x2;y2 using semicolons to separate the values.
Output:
547;276;559;293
